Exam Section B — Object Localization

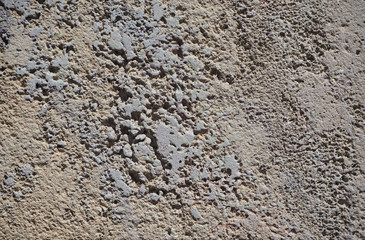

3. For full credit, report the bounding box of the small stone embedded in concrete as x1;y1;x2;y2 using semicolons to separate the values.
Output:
57;141;67;148
106;128;117;142
4;176;15;186
108;28;123;51
109;170;132;197
190;207;202;220
20;164;32;177
148;193;160;204
152;1;164;21
123;144;133;158
13;191;23;200
122;33;135;60
224;155;241;181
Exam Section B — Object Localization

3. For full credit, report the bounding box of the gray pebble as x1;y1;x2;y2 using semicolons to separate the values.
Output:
57;141;67;148
13;191;23;200
148;193;160;204
190;207;201;220
123;144;133;158
4;176;14;186
20;164;32;177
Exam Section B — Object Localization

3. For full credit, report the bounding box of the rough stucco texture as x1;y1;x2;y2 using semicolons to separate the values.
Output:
0;0;364;239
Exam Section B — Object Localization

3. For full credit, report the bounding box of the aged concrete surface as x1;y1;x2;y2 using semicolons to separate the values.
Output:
0;0;364;239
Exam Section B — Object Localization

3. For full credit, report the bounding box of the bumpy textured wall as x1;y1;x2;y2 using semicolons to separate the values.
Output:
0;0;364;239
